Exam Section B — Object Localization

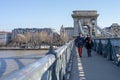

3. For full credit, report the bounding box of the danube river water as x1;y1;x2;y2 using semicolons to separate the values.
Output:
0;50;48;58
0;50;48;78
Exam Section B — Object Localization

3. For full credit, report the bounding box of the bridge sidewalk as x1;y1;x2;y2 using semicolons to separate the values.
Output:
70;47;120;80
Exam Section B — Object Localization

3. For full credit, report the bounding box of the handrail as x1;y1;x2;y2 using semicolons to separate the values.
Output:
2;41;74;80
93;38;120;66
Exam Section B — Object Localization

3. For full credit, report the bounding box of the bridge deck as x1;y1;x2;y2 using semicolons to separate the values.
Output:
70;47;120;80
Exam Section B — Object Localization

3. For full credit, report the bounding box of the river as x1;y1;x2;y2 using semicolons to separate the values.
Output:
0;50;48;78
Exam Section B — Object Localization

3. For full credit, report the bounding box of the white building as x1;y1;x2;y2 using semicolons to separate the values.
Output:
60;25;74;41
104;23;120;36
0;31;12;46
12;28;60;39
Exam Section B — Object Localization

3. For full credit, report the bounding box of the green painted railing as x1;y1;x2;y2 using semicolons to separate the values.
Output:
93;38;120;66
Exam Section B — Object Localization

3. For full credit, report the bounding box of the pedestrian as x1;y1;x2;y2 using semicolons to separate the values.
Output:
84;35;94;57
75;33;84;57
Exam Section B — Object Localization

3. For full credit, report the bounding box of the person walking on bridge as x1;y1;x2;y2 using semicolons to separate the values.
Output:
75;33;84;57
85;35;94;57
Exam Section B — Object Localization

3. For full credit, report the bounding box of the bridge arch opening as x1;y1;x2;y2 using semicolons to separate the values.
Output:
82;25;89;36
72;10;99;37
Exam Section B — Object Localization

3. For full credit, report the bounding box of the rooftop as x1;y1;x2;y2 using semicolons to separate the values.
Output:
0;31;11;34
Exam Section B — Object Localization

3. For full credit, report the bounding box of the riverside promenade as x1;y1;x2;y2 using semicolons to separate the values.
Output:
70;47;120;80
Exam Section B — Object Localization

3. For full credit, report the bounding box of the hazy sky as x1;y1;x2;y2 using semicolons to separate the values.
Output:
0;0;120;31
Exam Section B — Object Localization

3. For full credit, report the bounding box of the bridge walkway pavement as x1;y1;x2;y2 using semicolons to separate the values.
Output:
70;47;120;80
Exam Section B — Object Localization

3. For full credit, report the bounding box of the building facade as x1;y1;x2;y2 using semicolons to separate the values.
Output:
12;28;60;38
104;23;120;37
12;28;59;38
0;31;12;46
60;25;74;41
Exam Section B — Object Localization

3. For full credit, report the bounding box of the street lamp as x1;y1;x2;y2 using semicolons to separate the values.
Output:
91;18;96;37
91;18;95;25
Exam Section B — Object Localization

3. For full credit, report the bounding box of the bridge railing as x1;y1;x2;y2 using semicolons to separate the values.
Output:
2;41;74;80
93;38;120;66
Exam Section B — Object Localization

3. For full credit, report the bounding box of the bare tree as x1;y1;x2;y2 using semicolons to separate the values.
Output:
12;34;26;47
22;31;50;49
38;31;50;48
24;32;31;48
24;32;31;43
52;33;61;46
60;32;68;44
29;33;39;48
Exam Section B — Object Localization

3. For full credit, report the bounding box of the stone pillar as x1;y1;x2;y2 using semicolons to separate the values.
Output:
73;18;79;37
91;19;97;37
92;25;96;37
90;25;93;37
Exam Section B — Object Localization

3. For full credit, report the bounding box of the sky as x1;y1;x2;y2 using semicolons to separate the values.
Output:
0;0;120;32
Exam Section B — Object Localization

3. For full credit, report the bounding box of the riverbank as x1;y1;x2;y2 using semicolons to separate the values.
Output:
0;46;58;50
0;47;49;50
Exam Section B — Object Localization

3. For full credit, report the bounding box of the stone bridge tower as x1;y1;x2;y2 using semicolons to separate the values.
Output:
72;10;99;37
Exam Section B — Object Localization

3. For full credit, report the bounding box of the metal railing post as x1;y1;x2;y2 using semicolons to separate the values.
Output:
107;38;113;60
46;44;57;58
97;39;102;55
93;39;97;51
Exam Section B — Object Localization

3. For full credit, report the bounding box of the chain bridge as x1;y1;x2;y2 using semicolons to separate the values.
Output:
72;10;117;38
1;10;120;80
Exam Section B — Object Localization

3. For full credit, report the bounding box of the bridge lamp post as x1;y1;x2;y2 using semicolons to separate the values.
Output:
91;18;96;37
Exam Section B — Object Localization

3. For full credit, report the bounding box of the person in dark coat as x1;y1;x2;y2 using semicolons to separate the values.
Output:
84;35;94;57
75;33;84;57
